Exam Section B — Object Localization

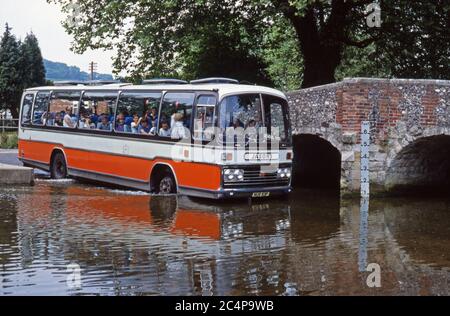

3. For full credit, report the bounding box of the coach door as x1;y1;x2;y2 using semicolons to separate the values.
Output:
193;94;217;144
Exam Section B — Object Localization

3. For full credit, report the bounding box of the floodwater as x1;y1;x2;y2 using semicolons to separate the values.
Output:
0;179;449;296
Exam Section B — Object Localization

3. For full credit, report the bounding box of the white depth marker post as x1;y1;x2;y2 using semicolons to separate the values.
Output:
360;121;371;197
358;121;371;272
358;197;369;272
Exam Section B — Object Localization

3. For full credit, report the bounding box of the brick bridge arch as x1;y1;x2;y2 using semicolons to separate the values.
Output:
385;127;450;194
287;78;450;196
292;132;342;190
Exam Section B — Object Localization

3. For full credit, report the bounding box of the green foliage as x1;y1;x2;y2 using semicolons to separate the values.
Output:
0;24;23;118
0;133;6;147
261;16;303;91
21;33;47;88
177;1;273;85
380;0;450;80
336;44;391;81
0;132;18;149
49;0;275;84
0;24;48;118
48;0;449;89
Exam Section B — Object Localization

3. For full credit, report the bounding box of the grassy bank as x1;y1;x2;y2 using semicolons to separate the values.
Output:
0;132;18;149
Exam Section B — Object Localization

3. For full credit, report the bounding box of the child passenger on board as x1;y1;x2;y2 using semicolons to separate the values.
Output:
54;112;64;127
97;115;112;131
139;119;152;134
158;120;171;137
131;114;141;134
115;113;131;133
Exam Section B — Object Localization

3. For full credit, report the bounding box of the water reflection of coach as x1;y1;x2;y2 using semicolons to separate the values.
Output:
151;195;292;241
10;184;345;295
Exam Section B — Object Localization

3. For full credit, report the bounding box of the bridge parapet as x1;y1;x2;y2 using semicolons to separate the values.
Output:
287;78;450;196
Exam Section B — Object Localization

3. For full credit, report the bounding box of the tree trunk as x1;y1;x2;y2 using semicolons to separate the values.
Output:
301;46;340;88
9;106;19;119
283;4;346;89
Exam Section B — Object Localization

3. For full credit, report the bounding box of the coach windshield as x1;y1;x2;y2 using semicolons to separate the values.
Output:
217;94;290;145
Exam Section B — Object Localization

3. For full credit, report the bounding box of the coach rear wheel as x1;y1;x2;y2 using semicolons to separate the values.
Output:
158;174;176;195
51;152;68;179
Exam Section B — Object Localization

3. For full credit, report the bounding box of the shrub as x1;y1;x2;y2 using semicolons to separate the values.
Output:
0;133;18;149
6;133;18;149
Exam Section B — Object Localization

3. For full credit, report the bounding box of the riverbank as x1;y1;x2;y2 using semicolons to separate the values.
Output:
0;163;34;185
0;149;48;180
0;149;34;185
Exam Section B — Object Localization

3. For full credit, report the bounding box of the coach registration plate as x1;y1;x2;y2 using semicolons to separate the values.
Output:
252;192;271;198
245;153;279;161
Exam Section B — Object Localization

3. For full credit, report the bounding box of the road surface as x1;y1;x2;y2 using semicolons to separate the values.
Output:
0;149;21;166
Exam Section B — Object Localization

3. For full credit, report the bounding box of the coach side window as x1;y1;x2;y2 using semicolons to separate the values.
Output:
21;94;34;126
159;93;195;139
79;92;118;131
32;92;50;126
47;91;81;128
115;92;162;135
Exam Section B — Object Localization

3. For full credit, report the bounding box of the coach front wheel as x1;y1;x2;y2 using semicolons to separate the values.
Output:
50;152;68;179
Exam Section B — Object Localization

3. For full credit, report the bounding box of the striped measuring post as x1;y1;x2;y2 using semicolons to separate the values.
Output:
358;121;371;271
360;121;371;197
358;196;369;272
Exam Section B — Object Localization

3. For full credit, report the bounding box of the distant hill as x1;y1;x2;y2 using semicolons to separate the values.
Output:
44;59;114;82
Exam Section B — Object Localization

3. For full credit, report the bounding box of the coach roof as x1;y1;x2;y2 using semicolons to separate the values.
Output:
25;83;287;100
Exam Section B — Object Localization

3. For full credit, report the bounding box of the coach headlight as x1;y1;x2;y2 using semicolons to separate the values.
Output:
277;168;292;179
224;169;245;182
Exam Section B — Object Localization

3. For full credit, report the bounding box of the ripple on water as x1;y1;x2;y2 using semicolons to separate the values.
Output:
0;184;450;295
35;177;74;182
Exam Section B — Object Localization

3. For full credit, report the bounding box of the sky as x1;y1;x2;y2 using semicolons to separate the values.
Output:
0;0;114;74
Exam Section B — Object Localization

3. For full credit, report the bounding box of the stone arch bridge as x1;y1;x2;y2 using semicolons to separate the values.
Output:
287;78;450;196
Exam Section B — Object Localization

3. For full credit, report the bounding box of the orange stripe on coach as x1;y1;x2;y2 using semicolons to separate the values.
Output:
19;139;221;191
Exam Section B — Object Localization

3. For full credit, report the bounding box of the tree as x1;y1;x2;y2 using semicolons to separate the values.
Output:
263;0;449;84
380;0;450;80
21;33;46;88
0;25;49;118
48;0;274;84
47;0;279;84
261;16;303;91
269;0;383;87
0;24;23;118
174;1;273;85
49;0;449;89
336;44;391;80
